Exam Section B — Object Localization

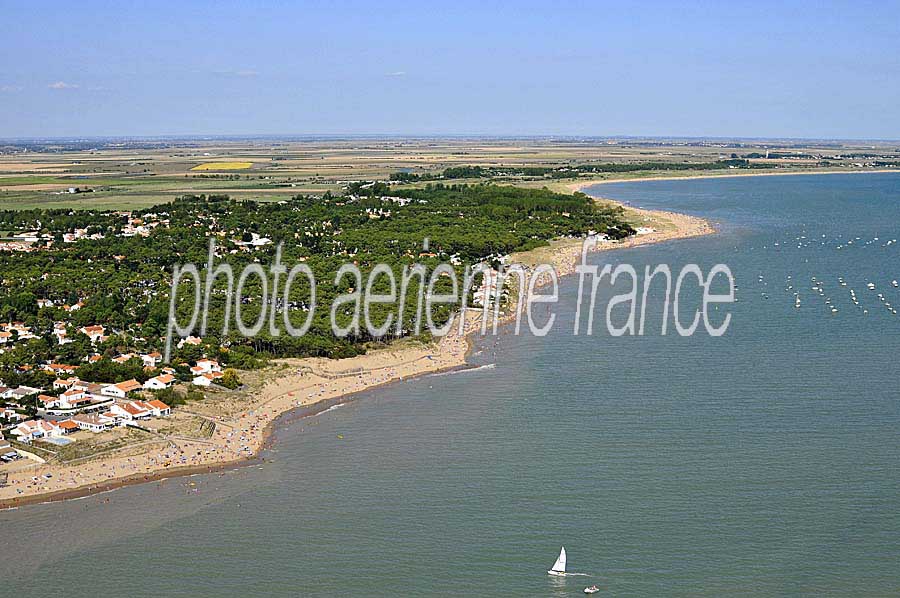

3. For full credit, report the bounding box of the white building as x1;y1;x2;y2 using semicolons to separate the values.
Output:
192;371;224;387
143;374;175;390
100;379;142;399
10;419;62;443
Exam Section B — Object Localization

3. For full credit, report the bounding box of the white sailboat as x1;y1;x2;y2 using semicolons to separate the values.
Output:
548;546;567;576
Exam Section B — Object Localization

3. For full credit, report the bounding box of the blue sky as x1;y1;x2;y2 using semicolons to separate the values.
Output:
1;0;898;139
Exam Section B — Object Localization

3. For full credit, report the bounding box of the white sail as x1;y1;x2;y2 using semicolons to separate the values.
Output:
550;547;566;573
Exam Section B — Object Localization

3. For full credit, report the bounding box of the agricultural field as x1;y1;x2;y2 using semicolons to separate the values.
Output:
190;161;254;171
0;137;897;211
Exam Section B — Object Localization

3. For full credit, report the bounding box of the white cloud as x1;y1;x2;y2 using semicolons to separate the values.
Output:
386;71;406;77
0;85;23;92
48;81;79;90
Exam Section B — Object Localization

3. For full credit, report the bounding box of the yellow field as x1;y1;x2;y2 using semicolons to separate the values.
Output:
190;161;253;171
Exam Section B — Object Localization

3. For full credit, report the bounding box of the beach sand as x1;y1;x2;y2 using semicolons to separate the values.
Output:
0;193;714;509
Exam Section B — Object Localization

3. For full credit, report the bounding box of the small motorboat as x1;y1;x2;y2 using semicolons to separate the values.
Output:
584;585;600;594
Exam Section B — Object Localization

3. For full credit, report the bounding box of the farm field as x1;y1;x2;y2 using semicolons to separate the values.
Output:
190;161;254;171
0;137;897;211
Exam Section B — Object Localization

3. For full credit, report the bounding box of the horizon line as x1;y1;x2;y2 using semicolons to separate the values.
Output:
2;133;900;145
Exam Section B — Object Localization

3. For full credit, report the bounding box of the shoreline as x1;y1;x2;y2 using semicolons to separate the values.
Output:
0;189;714;511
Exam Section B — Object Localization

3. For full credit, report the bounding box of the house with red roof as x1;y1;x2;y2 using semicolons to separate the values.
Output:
146;399;171;417
143;373;175;390
110;400;152;421
100;379;142;399
10;419;62;443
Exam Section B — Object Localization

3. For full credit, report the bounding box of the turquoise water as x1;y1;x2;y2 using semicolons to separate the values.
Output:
2;173;899;597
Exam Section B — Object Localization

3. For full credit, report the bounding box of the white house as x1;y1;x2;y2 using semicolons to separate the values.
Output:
112;353;137;364
110;401;152;421
37;394;63;410
192;371;224;387
195;359;222;374
145;399;171;417
59;387;87;406
10;419;62;443
78;325;106;343
53;377;79;391
177;336;202;349
192;375;212;387
141;352;163;368
100;379;142;399
143;374;175;390
3;386;43;401
1;408;24;423
69;413;115;433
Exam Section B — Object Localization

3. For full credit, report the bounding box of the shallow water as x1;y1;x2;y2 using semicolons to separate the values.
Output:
1;173;898;597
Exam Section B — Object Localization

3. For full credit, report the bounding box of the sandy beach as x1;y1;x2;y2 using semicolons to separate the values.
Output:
0;192;714;510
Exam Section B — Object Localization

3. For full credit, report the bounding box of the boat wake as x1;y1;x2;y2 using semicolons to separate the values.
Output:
314;403;346;417
431;363;496;377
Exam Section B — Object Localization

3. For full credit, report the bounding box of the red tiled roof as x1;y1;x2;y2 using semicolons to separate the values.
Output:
114;379;142;392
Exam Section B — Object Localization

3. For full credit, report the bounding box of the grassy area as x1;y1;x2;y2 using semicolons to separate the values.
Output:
145;413;211;439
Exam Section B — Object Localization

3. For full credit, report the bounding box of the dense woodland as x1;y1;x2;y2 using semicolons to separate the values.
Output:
0;184;633;391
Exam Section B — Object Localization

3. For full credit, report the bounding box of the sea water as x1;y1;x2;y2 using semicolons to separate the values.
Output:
1;173;898;597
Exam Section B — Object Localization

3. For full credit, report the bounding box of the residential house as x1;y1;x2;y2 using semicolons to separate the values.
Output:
177;336;202;348
56;420;79;435
53;377;79;390
110;400;152;421
192;371;224;387
100;379;142;399
2;408;24;423
10;419;62;443
78;325;106;344
3;386;43;401
195;359;221;374
69;413;115;433
52;322;71;345
112;353;137;364
141;352;163;368
143;374;175;390
37;394;62;410
146;399;171;417
44;363;78;376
